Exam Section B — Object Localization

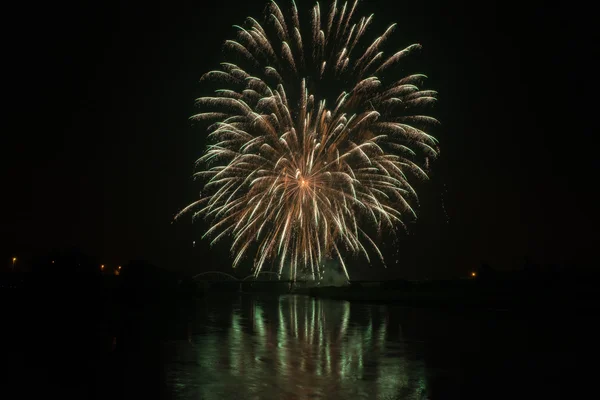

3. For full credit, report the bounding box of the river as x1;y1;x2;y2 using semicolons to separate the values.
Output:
4;291;589;399
161;294;584;399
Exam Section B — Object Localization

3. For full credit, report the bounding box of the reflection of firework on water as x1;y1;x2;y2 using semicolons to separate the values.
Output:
167;296;428;399
178;1;439;280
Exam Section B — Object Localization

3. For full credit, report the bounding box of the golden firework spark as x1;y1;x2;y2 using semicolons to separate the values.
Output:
177;1;439;280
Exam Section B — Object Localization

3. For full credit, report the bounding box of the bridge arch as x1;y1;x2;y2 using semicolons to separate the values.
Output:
242;271;281;281
192;271;240;281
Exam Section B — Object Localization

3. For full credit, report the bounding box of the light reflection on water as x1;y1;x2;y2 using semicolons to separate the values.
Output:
164;295;428;400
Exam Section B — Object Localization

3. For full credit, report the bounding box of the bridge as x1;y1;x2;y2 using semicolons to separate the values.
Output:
193;271;282;282
191;271;317;293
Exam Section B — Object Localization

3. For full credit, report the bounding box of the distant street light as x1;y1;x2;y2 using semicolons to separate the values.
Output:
101;264;105;271
12;257;17;270
471;272;476;277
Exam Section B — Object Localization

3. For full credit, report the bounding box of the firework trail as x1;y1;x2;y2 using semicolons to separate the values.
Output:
177;0;439;280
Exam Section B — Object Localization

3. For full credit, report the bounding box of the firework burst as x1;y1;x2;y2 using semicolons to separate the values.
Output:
177;0;439;280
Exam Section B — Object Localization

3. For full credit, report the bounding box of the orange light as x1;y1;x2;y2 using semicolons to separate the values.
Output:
118;266;122;270
101;264;104;270
471;272;476;277
12;257;17;262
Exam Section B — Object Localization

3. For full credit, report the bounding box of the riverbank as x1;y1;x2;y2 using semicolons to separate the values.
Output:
306;277;598;310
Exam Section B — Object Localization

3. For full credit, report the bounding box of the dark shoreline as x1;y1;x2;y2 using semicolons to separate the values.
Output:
304;279;598;311
195;272;599;311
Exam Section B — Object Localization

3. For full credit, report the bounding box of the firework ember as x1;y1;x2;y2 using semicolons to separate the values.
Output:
177;0;439;280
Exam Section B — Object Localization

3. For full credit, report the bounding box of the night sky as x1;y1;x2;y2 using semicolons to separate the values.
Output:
3;0;596;279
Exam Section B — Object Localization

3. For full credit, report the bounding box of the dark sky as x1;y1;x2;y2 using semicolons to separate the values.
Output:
3;0;596;279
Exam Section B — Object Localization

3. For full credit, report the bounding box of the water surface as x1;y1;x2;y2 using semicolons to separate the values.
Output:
162;294;583;399
5;290;590;399
165;295;432;399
